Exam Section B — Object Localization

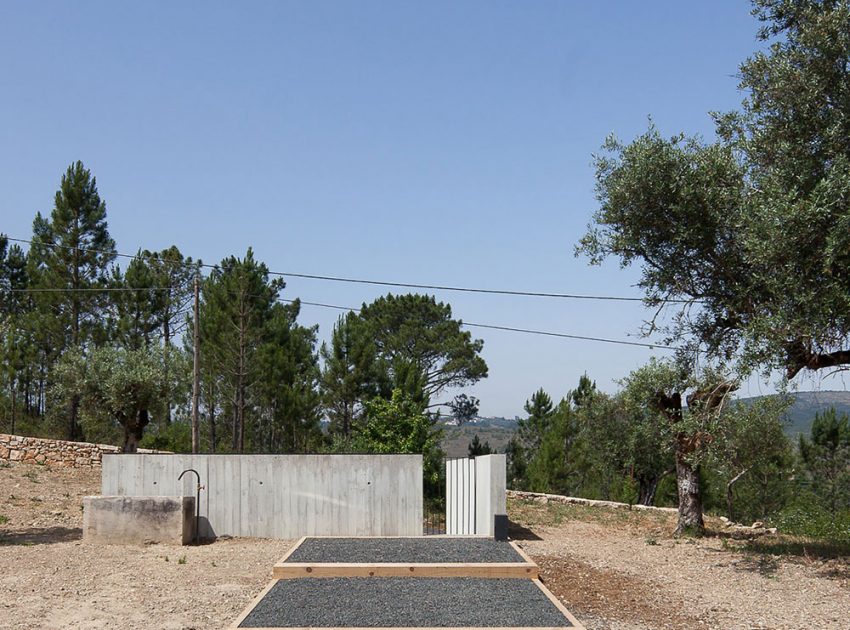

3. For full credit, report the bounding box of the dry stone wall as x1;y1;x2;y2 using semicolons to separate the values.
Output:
0;434;165;468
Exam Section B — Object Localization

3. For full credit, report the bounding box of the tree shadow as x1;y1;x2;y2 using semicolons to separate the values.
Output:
732;554;781;578
744;538;850;561
0;526;82;546
508;519;542;541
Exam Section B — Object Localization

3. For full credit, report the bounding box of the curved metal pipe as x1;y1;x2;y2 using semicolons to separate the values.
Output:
178;468;203;543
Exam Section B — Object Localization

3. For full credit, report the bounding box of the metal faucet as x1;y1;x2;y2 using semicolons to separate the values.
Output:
178;468;204;543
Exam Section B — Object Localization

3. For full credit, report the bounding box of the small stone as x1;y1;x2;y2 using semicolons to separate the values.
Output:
751;521;765;529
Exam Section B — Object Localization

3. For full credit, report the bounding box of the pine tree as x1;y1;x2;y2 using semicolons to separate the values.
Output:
320;312;385;437
199;249;282;452
28;161;116;439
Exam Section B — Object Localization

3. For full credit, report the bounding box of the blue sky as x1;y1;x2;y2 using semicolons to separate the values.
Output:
3;1;840;416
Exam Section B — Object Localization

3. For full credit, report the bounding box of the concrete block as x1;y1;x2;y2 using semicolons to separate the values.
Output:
83;495;195;545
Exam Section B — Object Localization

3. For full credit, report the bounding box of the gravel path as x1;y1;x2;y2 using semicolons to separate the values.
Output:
285;537;524;563
239;577;572;627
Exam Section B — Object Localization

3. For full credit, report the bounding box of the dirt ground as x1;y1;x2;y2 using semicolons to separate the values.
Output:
509;500;850;630
1;461;848;630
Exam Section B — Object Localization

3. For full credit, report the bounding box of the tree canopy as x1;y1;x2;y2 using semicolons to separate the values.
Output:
579;0;850;380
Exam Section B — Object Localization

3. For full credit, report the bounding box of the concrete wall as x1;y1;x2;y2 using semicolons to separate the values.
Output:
101;454;423;539
474;454;507;537
83;496;195;545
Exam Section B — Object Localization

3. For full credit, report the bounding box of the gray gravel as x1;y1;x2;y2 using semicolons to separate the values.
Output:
239;577;573;627
285;537;524;564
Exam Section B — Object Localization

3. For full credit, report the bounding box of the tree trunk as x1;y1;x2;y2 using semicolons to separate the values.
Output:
208;383;217;453
674;449;704;536
9;385;16;434
637;474;660;506
122;408;149;453
69;394;83;441
726;468;749;521
163;316;171;426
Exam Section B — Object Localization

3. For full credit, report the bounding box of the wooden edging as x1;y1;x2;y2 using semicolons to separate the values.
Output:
533;578;586;630
236;626;575;630
509;541;536;565
273;561;537;579
229;579;279;629
272;537;539;579
229;578;584;630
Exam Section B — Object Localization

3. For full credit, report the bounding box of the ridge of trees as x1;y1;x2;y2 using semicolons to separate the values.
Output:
0;165;487;465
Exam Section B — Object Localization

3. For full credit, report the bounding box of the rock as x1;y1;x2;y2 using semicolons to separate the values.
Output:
719;516;729;523
767;527;778;534
751;521;765;529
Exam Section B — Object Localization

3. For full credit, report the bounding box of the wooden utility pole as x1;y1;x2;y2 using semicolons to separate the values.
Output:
191;275;201;453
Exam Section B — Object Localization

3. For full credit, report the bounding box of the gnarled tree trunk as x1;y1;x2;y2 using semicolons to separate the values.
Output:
122;408;150;453
674;448;704;535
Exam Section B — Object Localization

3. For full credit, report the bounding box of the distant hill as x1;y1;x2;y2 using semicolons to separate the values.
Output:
438;416;518;458
738;390;850;439
436;392;850;456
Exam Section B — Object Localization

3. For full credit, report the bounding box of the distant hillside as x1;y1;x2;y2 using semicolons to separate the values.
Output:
438;416;518;458
739;390;850;438
436;392;850;456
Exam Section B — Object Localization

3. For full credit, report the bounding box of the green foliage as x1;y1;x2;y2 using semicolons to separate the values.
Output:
449;394;480;425
358;293;488;402
517;388;555;453
578;0;850;379
27;161;117;439
505;435;528;490
798;408;850;514
467;434;492;457
320;312;385;438
775;495;850;545
196;249;320;453
709;397;794;522
49;345;174;451
526;399;582;494
140;420;193;453
344;389;445;498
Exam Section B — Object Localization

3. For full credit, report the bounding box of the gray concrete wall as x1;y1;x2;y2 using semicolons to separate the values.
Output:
101;454;423;539
474;454;507;537
83;496;194;545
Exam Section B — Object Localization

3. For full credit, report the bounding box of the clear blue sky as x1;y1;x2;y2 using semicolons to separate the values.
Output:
3;1;840;417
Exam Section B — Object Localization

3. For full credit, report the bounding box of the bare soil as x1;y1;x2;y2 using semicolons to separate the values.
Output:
1;462;848;629
509;500;850;630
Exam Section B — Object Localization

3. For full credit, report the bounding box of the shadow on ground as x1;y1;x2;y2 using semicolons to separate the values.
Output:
0;526;82;546
508;519;542;541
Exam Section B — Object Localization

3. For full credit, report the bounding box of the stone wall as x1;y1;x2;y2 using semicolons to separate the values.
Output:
0;434;165;468
507;489;678;514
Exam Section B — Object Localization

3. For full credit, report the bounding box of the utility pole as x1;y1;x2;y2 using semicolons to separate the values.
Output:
191;274;201;453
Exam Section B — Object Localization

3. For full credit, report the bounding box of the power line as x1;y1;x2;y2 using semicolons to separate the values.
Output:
5;235;684;303
279;298;677;351
6;287;178;293
3;237;678;350
2;284;675;350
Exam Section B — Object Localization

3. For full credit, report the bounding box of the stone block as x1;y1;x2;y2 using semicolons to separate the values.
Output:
83;496;195;545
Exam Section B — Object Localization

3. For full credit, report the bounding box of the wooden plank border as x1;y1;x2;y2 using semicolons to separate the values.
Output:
228;579;583;630
272;561;537;579
235;626;574;630
533;578;586;630
272;536;539;579
508;541;536;565
229;579;279;629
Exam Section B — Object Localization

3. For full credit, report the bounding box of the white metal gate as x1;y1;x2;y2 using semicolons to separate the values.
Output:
446;457;476;535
